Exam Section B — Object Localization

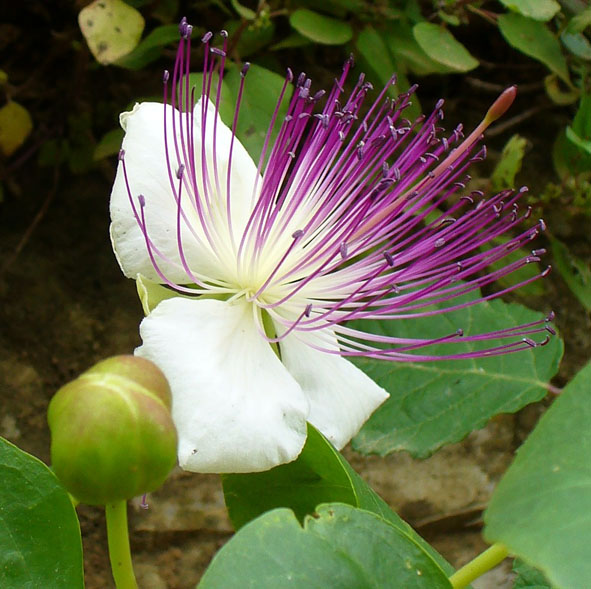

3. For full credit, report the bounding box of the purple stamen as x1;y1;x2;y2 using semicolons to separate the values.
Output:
120;18;556;363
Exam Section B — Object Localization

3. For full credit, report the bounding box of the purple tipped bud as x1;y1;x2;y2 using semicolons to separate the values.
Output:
201;31;213;44
210;47;226;57
292;229;304;240
241;62;251;77
220;29;228;38
286;68;294;82
118;149;125;161
340;242;348;259
138;194;146;207
163;70;170;83
176;164;185;179
304;304;312;317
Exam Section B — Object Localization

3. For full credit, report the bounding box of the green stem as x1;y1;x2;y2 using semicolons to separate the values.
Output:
105;501;138;589
449;543;509;589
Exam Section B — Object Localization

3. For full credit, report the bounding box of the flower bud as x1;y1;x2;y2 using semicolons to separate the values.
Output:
48;355;177;505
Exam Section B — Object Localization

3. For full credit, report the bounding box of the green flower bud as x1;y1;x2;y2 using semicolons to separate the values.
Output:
48;355;177;505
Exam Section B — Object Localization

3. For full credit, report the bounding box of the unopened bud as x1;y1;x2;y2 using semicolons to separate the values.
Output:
48;355;177;506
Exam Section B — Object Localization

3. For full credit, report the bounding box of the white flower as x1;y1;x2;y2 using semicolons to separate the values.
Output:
109;21;552;473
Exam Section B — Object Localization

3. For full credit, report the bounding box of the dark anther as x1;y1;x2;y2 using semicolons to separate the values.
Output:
541;265;552;277
138;194;146;207
292;229;304;240
241;63;250;77
545;324;557;336
546;311;556;322
304;304;312;317
383;251;395;266
532;248;546;256
434;238;446;248
201;31;213;43
286;68;294;83
210;47;226;57
340;242;348;259
163;70;170;83
176;164;185;179
539;219;547;231
456;328;464;336
220;29;228;38
118;149;125;161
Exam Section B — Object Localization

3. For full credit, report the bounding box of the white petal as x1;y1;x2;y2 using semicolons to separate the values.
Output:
110;102;216;283
136;297;309;473
280;331;389;450
110;100;260;286
192;97;260;240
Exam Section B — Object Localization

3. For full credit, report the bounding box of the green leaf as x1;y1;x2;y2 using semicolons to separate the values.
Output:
552;127;591;177
94;127;124;161
512;559;552;588
385;21;456;76
0;437;84;588
199;504;452;588
289;9;353;45
497;14;570;84
220;63;293;162
78;0;145;65
183;63;292;163
412;22;479;72
115;24;180;70
560;31;591;60
484;362;591;588
271;32;312;51
352;297;563;458
355;26;421;120
231;0;256;20
223;424;455;575
0;101;33;157
550;238;591;312
564;8;591;33
566;125;591;154
570;92;591;143
491;134;528;191
224;19;275;57
498;0;561;21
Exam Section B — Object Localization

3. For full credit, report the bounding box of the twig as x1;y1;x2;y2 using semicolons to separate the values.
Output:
0;164;61;278
487;104;549;137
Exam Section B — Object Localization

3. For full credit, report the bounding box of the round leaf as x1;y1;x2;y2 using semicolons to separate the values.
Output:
289;9;353;45
498;0;561;22
0;101;33;156
78;0;145;65
498;13;570;83
0;437;84;588
484;362;591;588
199;504;452;588
412;22;478;72
223;424;455;575
352;298;563;458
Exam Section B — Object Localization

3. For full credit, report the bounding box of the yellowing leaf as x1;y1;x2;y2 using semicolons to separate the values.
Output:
0;101;33;156
78;0;145;65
